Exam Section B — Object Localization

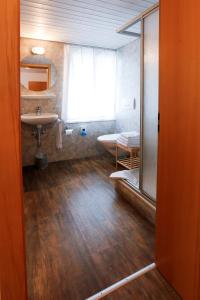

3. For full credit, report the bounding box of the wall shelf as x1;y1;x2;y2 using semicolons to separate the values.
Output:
21;94;56;100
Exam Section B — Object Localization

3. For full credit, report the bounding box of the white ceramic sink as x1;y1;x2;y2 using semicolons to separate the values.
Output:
21;113;58;125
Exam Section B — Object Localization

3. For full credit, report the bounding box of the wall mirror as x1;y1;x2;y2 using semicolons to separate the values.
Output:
20;55;56;91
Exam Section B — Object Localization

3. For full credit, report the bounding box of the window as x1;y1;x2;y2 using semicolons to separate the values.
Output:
62;45;116;123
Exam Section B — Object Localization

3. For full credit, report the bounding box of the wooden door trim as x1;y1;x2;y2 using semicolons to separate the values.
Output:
0;0;27;299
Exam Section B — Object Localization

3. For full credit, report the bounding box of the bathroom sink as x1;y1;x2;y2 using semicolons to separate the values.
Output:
21;113;58;125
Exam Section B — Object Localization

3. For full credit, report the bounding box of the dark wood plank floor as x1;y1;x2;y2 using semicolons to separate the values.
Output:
23;156;180;300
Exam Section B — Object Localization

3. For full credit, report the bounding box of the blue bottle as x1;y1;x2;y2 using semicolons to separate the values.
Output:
80;128;87;136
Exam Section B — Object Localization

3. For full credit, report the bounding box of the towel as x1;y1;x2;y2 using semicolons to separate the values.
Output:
117;137;140;147
56;119;63;149
117;131;140;147
110;169;139;186
120;131;139;139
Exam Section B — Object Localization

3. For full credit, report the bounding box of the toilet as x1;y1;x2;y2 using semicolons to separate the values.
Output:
97;133;120;156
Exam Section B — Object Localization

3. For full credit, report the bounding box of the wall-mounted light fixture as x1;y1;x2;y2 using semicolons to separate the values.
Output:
31;47;45;55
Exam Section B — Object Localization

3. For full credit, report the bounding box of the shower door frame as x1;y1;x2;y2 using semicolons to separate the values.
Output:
117;3;159;203
139;6;159;202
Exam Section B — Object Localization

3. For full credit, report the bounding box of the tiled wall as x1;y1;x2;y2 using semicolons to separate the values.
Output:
20;38;116;166
116;39;141;134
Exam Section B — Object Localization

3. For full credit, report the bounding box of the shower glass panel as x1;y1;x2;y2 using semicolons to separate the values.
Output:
141;10;159;200
121;21;141;190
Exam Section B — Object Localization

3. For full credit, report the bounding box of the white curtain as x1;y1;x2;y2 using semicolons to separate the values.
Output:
62;45;116;123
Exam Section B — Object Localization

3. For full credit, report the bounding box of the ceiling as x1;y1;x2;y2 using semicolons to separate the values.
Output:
20;0;157;49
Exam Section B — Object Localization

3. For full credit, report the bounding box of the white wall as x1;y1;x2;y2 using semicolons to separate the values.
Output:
116;39;141;134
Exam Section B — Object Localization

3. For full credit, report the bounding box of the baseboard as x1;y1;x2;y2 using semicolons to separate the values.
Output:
116;180;156;225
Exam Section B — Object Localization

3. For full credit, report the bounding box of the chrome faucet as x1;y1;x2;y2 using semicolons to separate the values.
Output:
36;106;42;115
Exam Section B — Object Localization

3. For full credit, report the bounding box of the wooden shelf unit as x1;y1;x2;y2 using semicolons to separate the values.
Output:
116;143;140;170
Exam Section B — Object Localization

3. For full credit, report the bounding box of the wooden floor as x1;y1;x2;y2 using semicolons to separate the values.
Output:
23;156;180;300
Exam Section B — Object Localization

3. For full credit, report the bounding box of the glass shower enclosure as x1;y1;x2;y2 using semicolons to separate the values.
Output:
117;4;159;202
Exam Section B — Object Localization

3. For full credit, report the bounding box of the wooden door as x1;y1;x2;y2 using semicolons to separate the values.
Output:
156;1;200;299
0;0;27;299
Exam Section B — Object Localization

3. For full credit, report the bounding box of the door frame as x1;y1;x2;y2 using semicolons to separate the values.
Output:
0;0;27;299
